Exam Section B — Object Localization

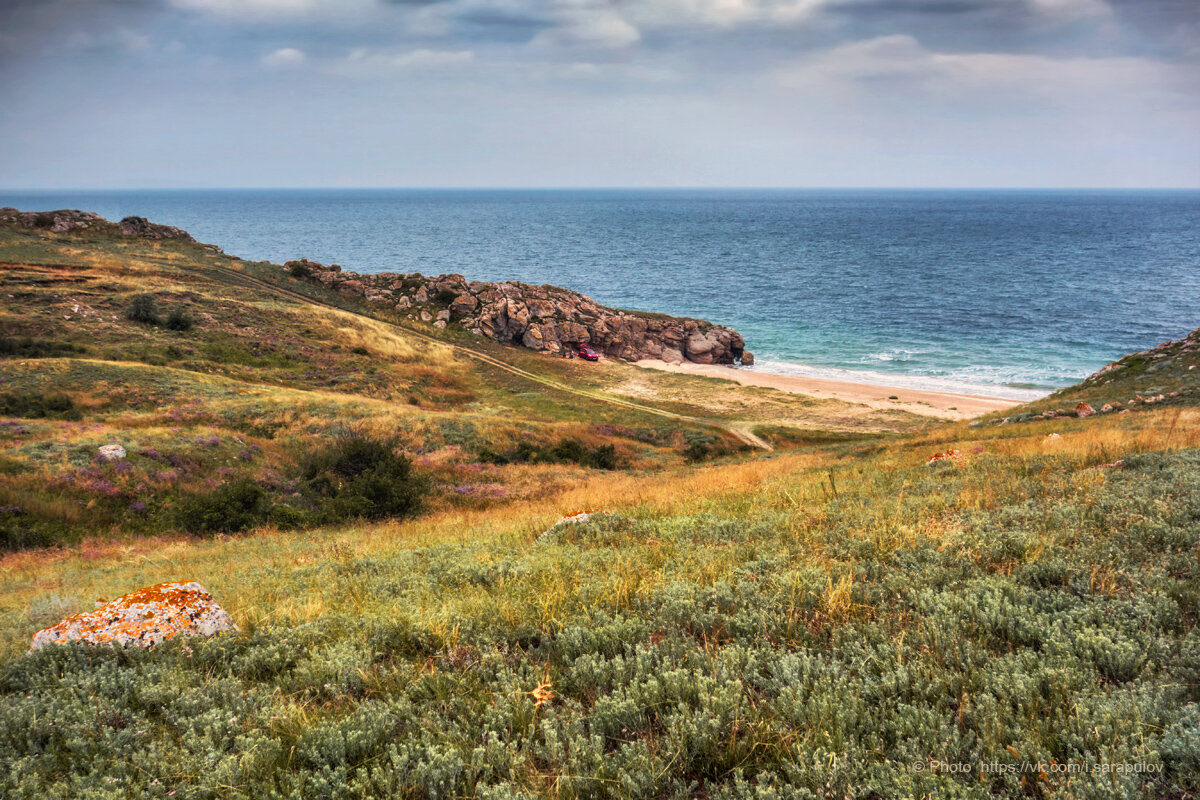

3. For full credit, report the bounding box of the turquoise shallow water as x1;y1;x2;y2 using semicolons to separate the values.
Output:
4;188;1198;399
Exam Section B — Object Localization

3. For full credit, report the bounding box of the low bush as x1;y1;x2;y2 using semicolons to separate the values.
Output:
0;509;57;551
0;336;85;359
124;294;160;325
174;478;270;535
478;437;620;470
164;309;194;331
0;392;79;420
684;438;712;462
172;434;428;535
300;432;426;523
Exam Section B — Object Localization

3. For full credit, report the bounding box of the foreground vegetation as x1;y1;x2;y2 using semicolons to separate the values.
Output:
1;216;1198;798
2;407;1198;799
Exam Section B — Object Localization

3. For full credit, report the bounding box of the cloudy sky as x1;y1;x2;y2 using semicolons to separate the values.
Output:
1;0;1197;188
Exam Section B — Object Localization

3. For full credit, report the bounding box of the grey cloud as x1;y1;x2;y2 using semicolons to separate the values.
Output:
1106;0;1200;58
0;0;165;74
822;0;1112;56
456;8;555;34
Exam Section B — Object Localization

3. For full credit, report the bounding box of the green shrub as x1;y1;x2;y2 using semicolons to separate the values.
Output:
300;432;426;522
585;443;618;470
164;308;193;331
174;478;270;534
289;261;313;279
0;392;80;420
0;510;57;551
435;288;458;305
0;336;84;359
684;439;712;462
478;438;620;470
124;293;160;325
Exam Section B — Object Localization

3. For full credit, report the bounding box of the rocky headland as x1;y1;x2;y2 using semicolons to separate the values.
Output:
287;258;752;366
0;207;220;250
0;207;749;366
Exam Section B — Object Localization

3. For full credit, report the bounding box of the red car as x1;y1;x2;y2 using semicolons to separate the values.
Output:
577;345;600;361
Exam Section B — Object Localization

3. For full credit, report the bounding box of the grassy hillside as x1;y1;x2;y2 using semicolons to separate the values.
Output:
1;217;1199;799
0;218;926;549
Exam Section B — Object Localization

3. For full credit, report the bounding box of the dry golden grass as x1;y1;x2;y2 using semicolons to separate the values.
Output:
301;305;459;366
5;406;1190;663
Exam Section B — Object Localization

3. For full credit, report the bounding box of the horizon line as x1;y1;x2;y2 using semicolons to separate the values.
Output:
4;185;1200;193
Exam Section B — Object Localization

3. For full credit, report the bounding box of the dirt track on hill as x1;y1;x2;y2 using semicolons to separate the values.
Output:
211;265;775;451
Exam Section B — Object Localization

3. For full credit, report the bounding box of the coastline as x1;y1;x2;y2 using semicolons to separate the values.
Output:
636;359;1023;420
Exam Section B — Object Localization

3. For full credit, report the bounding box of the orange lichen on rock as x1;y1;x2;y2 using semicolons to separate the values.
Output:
1075;402;1095;417
30;581;236;651
925;449;963;465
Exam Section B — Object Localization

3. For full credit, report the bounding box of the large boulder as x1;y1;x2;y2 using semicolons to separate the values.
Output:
116;216;194;241
449;293;478;317
522;323;546;350
31;581;236;650
337;280;364;297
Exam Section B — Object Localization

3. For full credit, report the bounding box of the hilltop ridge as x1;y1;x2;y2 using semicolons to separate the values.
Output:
0;207;216;250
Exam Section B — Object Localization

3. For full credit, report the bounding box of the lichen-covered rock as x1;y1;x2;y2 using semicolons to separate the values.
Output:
1075;401;1095;417
30;581;236;650
926;449;962;465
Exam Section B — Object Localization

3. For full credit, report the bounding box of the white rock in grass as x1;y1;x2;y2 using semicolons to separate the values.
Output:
536;511;599;544
97;444;127;461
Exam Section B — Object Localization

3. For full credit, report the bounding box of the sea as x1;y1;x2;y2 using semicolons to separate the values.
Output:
3;189;1198;400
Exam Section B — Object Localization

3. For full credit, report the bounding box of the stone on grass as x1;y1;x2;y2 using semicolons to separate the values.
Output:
536;510;606;544
97;444;127;461
31;581;236;651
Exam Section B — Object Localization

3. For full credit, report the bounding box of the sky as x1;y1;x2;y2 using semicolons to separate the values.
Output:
0;0;1197;189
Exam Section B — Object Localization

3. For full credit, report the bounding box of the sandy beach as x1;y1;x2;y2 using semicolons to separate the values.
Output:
637;359;1022;420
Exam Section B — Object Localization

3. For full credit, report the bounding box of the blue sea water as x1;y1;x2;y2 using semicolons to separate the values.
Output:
3;189;1198;400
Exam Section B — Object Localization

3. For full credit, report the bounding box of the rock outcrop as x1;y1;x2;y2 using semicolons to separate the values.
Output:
116;215;194;240
0;208;221;252
30;581;236;650
285;259;749;365
1082;328;1200;385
